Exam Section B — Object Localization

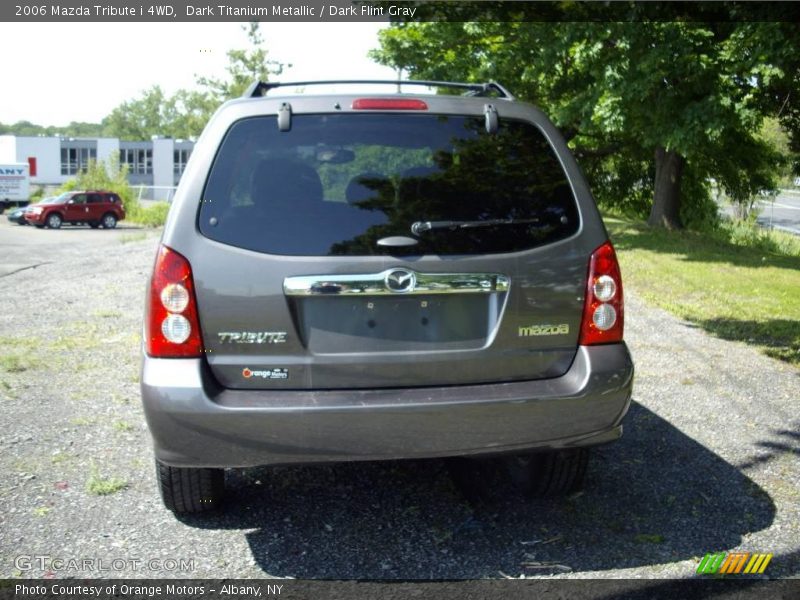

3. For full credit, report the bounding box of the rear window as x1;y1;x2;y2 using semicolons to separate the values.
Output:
199;114;579;256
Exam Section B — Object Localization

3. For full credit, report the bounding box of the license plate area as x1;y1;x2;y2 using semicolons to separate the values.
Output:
293;294;502;353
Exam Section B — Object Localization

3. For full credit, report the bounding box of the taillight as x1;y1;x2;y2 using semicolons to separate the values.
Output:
352;98;428;110
145;245;203;358
579;241;624;345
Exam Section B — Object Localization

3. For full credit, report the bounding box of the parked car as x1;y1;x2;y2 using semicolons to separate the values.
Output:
24;190;125;229
141;80;634;514
6;205;33;224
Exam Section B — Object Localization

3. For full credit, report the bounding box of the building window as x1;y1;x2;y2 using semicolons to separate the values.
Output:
119;148;153;175
174;149;191;176
61;146;96;175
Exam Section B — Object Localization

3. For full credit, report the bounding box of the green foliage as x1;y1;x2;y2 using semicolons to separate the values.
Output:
678;169;720;232
606;216;800;366
127;202;169;227
196;22;287;100
102;85;170;141
58;155;134;210
758;117;795;186
28;186;46;203
55;156;166;226
317;145;430;200
102;22;285;141
373;18;799;230
86;462;127;496
715;217;800;257
0;120;104;137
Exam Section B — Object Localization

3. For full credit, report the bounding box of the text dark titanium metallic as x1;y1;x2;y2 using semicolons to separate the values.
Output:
140;79;634;514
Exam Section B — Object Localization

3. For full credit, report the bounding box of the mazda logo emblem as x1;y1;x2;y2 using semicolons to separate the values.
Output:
385;269;416;293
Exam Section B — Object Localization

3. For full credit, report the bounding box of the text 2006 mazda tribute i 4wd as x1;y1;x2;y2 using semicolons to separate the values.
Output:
141;80;633;514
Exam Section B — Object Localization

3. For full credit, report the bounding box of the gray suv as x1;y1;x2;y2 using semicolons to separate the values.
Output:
141;80;633;514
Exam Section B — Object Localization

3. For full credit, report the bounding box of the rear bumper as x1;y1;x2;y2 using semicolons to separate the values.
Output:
141;344;633;467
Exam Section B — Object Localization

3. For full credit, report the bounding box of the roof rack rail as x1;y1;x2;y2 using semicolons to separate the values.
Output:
243;80;515;100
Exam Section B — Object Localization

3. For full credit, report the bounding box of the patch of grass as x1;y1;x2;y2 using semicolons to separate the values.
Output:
110;392;130;405
113;420;134;433
49;333;101;352
0;336;40;349
127;202;169;227
634;533;665;544
718;218;800;257
69;417;96;426
51;452;71;465
606;216;800;366
0;336;38;372
120;232;148;244
32;506;51;517
92;310;123;319
86;463;127;496
0;354;30;373
0;380;15;398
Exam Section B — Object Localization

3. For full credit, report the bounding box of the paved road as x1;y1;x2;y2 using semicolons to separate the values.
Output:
0;220;798;580
757;191;800;235
0;218;145;278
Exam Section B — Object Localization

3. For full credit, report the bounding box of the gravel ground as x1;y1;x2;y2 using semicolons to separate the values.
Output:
0;219;798;580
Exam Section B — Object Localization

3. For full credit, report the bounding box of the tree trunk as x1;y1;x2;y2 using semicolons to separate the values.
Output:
648;146;685;229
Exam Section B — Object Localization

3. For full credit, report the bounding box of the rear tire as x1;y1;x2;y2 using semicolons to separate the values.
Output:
101;213;117;229
46;213;62;229
155;459;224;514
506;449;589;497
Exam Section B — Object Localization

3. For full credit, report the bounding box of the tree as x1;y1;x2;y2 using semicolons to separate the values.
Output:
742;22;800;176
371;15;796;229
59;155;133;209
102;86;171;140
103;22;287;140
0;120;104;137
196;22;287;101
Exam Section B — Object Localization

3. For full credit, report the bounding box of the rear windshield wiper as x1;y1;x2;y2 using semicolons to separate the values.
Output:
411;217;547;235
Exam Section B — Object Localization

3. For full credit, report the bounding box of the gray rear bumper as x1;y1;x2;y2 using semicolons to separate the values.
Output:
141;344;633;467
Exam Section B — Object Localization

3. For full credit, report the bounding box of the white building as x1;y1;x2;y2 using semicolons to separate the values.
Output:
0;135;194;200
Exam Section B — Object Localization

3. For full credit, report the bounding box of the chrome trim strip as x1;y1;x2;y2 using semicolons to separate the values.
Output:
284;269;510;296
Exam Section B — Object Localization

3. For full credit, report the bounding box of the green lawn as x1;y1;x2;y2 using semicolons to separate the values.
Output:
605;217;800;366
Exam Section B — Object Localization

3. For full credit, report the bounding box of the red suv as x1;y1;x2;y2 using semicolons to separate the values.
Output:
25;190;126;229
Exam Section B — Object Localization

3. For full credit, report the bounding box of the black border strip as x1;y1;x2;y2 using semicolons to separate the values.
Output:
2;1;800;23
2;579;800;600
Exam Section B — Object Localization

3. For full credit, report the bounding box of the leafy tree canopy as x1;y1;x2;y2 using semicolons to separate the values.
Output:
371;15;798;229
0;120;105;137
102;22;284;141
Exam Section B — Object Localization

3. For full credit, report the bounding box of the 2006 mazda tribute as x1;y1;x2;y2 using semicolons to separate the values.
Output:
140;80;634;514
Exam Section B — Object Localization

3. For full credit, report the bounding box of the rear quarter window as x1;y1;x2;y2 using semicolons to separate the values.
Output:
199;113;579;256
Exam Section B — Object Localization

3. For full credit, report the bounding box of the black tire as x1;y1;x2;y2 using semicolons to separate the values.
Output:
101;213;117;229
46;213;62;229
35;224;44;229
89;222;100;229
155;459;224;514
506;449;589;497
